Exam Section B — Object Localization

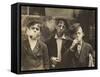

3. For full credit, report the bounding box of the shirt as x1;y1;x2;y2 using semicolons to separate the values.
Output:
28;37;37;51
55;34;66;61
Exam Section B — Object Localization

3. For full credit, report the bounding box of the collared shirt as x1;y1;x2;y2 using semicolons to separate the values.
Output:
55;34;66;61
28;37;37;51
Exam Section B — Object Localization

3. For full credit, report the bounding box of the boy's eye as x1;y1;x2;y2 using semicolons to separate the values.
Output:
31;27;39;31
58;25;61;27
58;25;65;28
31;27;35;30
36;28;39;31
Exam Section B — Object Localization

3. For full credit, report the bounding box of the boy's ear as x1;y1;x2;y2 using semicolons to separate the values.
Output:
38;32;41;36
26;28;29;35
83;32;85;37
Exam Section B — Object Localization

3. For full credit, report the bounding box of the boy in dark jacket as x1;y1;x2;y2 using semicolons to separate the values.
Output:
62;23;95;68
21;17;49;71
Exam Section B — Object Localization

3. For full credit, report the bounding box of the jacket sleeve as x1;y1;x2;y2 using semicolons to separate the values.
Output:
42;43;50;69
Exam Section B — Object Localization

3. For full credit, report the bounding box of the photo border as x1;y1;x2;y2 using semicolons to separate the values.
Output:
11;2;98;74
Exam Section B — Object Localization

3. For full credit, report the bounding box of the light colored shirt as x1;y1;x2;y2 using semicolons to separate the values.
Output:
28;37;37;51
55;34;66;61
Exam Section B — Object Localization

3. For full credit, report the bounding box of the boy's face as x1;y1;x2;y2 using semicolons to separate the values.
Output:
26;23;40;40
73;27;84;41
56;20;65;36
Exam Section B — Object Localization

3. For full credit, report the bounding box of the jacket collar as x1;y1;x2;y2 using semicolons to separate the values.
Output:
54;34;66;39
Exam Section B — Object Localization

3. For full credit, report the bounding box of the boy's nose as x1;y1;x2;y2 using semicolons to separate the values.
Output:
33;29;37;32
76;35;80;38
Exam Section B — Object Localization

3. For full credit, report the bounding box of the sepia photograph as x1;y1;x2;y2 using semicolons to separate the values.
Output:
21;5;97;71
11;3;97;74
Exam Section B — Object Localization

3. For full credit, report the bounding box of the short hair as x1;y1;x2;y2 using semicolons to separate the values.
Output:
70;23;83;34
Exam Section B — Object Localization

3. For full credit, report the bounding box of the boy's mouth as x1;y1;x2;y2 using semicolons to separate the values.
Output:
30;36;32;39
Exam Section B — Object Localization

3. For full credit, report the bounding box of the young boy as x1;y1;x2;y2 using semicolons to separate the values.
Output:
62;23;95;68
21;17;49;71
46;18;71;69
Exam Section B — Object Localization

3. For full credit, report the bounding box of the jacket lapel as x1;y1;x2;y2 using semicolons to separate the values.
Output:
52;38;57;57
24;39;40;57
61;39;66;55
79;41;86;62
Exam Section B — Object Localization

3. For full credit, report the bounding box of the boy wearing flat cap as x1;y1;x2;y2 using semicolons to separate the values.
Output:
46;18;72;69
21;17;49;71
62;23;95;68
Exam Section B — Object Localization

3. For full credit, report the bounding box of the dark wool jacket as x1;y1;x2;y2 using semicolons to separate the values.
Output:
21;39;49;71
62;41;94;68
46;36;72;69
